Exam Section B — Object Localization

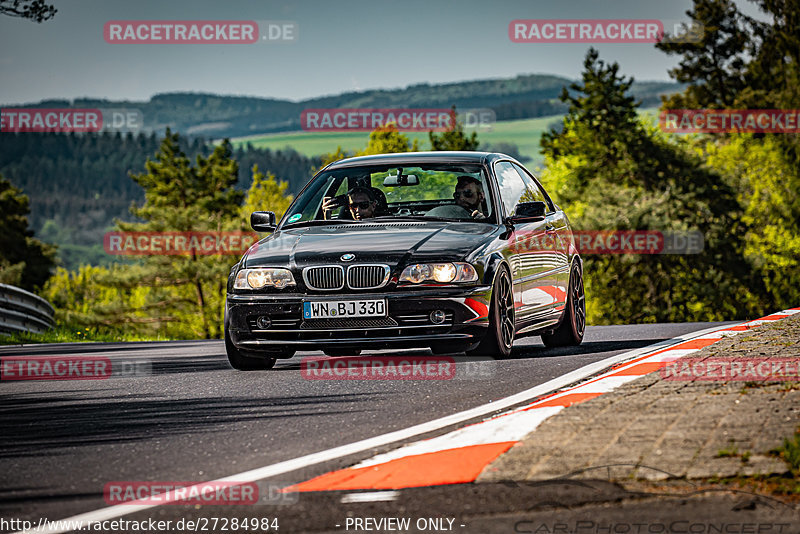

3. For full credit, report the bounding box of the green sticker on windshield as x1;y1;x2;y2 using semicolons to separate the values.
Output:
287;214;302;223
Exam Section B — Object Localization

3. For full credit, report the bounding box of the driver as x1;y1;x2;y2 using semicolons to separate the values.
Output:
453;176;486;219
425;176;487;219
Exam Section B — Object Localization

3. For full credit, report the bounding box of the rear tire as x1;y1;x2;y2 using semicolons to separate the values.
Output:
541;263;585;347
225;329;278;370
467;266;514;359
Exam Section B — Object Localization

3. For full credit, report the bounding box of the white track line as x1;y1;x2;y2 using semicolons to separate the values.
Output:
15;323;743;534
340;491;400;503
335;311;800;475
355;406;564;469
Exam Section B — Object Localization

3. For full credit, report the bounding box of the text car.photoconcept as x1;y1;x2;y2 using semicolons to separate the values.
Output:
224;151;585;369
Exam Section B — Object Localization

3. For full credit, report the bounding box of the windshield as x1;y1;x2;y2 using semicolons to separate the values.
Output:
281;163;495;226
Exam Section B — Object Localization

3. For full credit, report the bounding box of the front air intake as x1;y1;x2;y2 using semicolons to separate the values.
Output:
302;266;345;290
346;264;390;290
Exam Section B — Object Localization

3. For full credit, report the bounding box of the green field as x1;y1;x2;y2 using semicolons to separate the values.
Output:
229;108;659;170
229;115;560;167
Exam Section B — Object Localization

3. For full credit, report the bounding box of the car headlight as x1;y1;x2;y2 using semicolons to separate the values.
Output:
399;262;478;284
234;268;296;289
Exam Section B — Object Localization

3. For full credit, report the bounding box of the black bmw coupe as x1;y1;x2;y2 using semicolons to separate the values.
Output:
224;151;584;370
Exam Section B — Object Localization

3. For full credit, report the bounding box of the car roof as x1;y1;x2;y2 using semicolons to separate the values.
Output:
323;151;512;170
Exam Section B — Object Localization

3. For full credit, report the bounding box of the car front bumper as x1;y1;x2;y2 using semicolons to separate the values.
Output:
226;286;492;354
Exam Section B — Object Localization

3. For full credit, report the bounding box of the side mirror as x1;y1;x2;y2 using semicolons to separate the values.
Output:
509;201;547;223
251;211;277;232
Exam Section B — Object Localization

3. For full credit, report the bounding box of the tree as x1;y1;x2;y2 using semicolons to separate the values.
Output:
112;130;245;339
42;264;158;333
744;0;800;110
655;0;751;109
315;146;351;174
316;124;421;172
656;0;800;115
0;174;56;290
479;142;530;162
739;0;800;168
241;165;294;222
702;135;800;311
541;49;641;168
654;0;800;315
358;124;420;155
429;106;480;151
0;0;56;22
540;49;765;324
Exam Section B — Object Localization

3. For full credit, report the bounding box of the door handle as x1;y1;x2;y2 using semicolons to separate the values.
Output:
545;224;556;232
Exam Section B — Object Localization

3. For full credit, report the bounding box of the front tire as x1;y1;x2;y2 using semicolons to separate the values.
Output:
225;329;278;370
468;266;514;359
541;263;585;347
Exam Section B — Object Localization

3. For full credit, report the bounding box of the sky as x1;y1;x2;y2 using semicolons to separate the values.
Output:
0;0;768;105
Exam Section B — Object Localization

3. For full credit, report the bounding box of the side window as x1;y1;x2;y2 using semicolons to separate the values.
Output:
494;161;528;216
512;163;554;212
332;178;349;197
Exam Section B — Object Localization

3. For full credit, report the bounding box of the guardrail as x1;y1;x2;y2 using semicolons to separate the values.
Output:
0;283;55;334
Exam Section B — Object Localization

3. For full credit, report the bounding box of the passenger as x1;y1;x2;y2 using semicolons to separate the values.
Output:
322;187;378;220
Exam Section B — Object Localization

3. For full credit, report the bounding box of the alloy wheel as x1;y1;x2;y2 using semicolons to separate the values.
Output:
497;270;515;350
572;267;586;337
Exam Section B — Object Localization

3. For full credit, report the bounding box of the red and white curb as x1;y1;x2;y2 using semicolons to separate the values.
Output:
288;308;800;493
16;309;798;533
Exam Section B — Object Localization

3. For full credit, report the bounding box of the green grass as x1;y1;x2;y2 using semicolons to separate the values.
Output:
0;326;174;345
716;444;740;458
716;429;800;497
229;108;660;170
231;130;395;159
229;115;564;166
773;430;800;472
477;115;559;169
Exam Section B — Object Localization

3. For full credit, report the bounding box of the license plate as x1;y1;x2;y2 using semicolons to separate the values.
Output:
303;299;386;319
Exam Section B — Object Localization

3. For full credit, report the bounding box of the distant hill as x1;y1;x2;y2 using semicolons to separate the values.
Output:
0;132;321;271
0;73;682;271
4;74;681;139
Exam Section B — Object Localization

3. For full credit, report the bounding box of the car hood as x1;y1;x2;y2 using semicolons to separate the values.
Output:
243;221;497;268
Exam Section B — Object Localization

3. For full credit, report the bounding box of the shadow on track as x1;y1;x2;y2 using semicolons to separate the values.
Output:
147;353;230;374
0;341;220;356
511;338;667;359
0;391;379;459
269;338;667;373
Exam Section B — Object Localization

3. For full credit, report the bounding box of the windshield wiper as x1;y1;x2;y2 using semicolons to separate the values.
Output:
373;215;487;223
282;219;353;229
373;215;441;221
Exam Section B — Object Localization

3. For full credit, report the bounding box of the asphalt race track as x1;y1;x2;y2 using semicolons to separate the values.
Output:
0;323;736;534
